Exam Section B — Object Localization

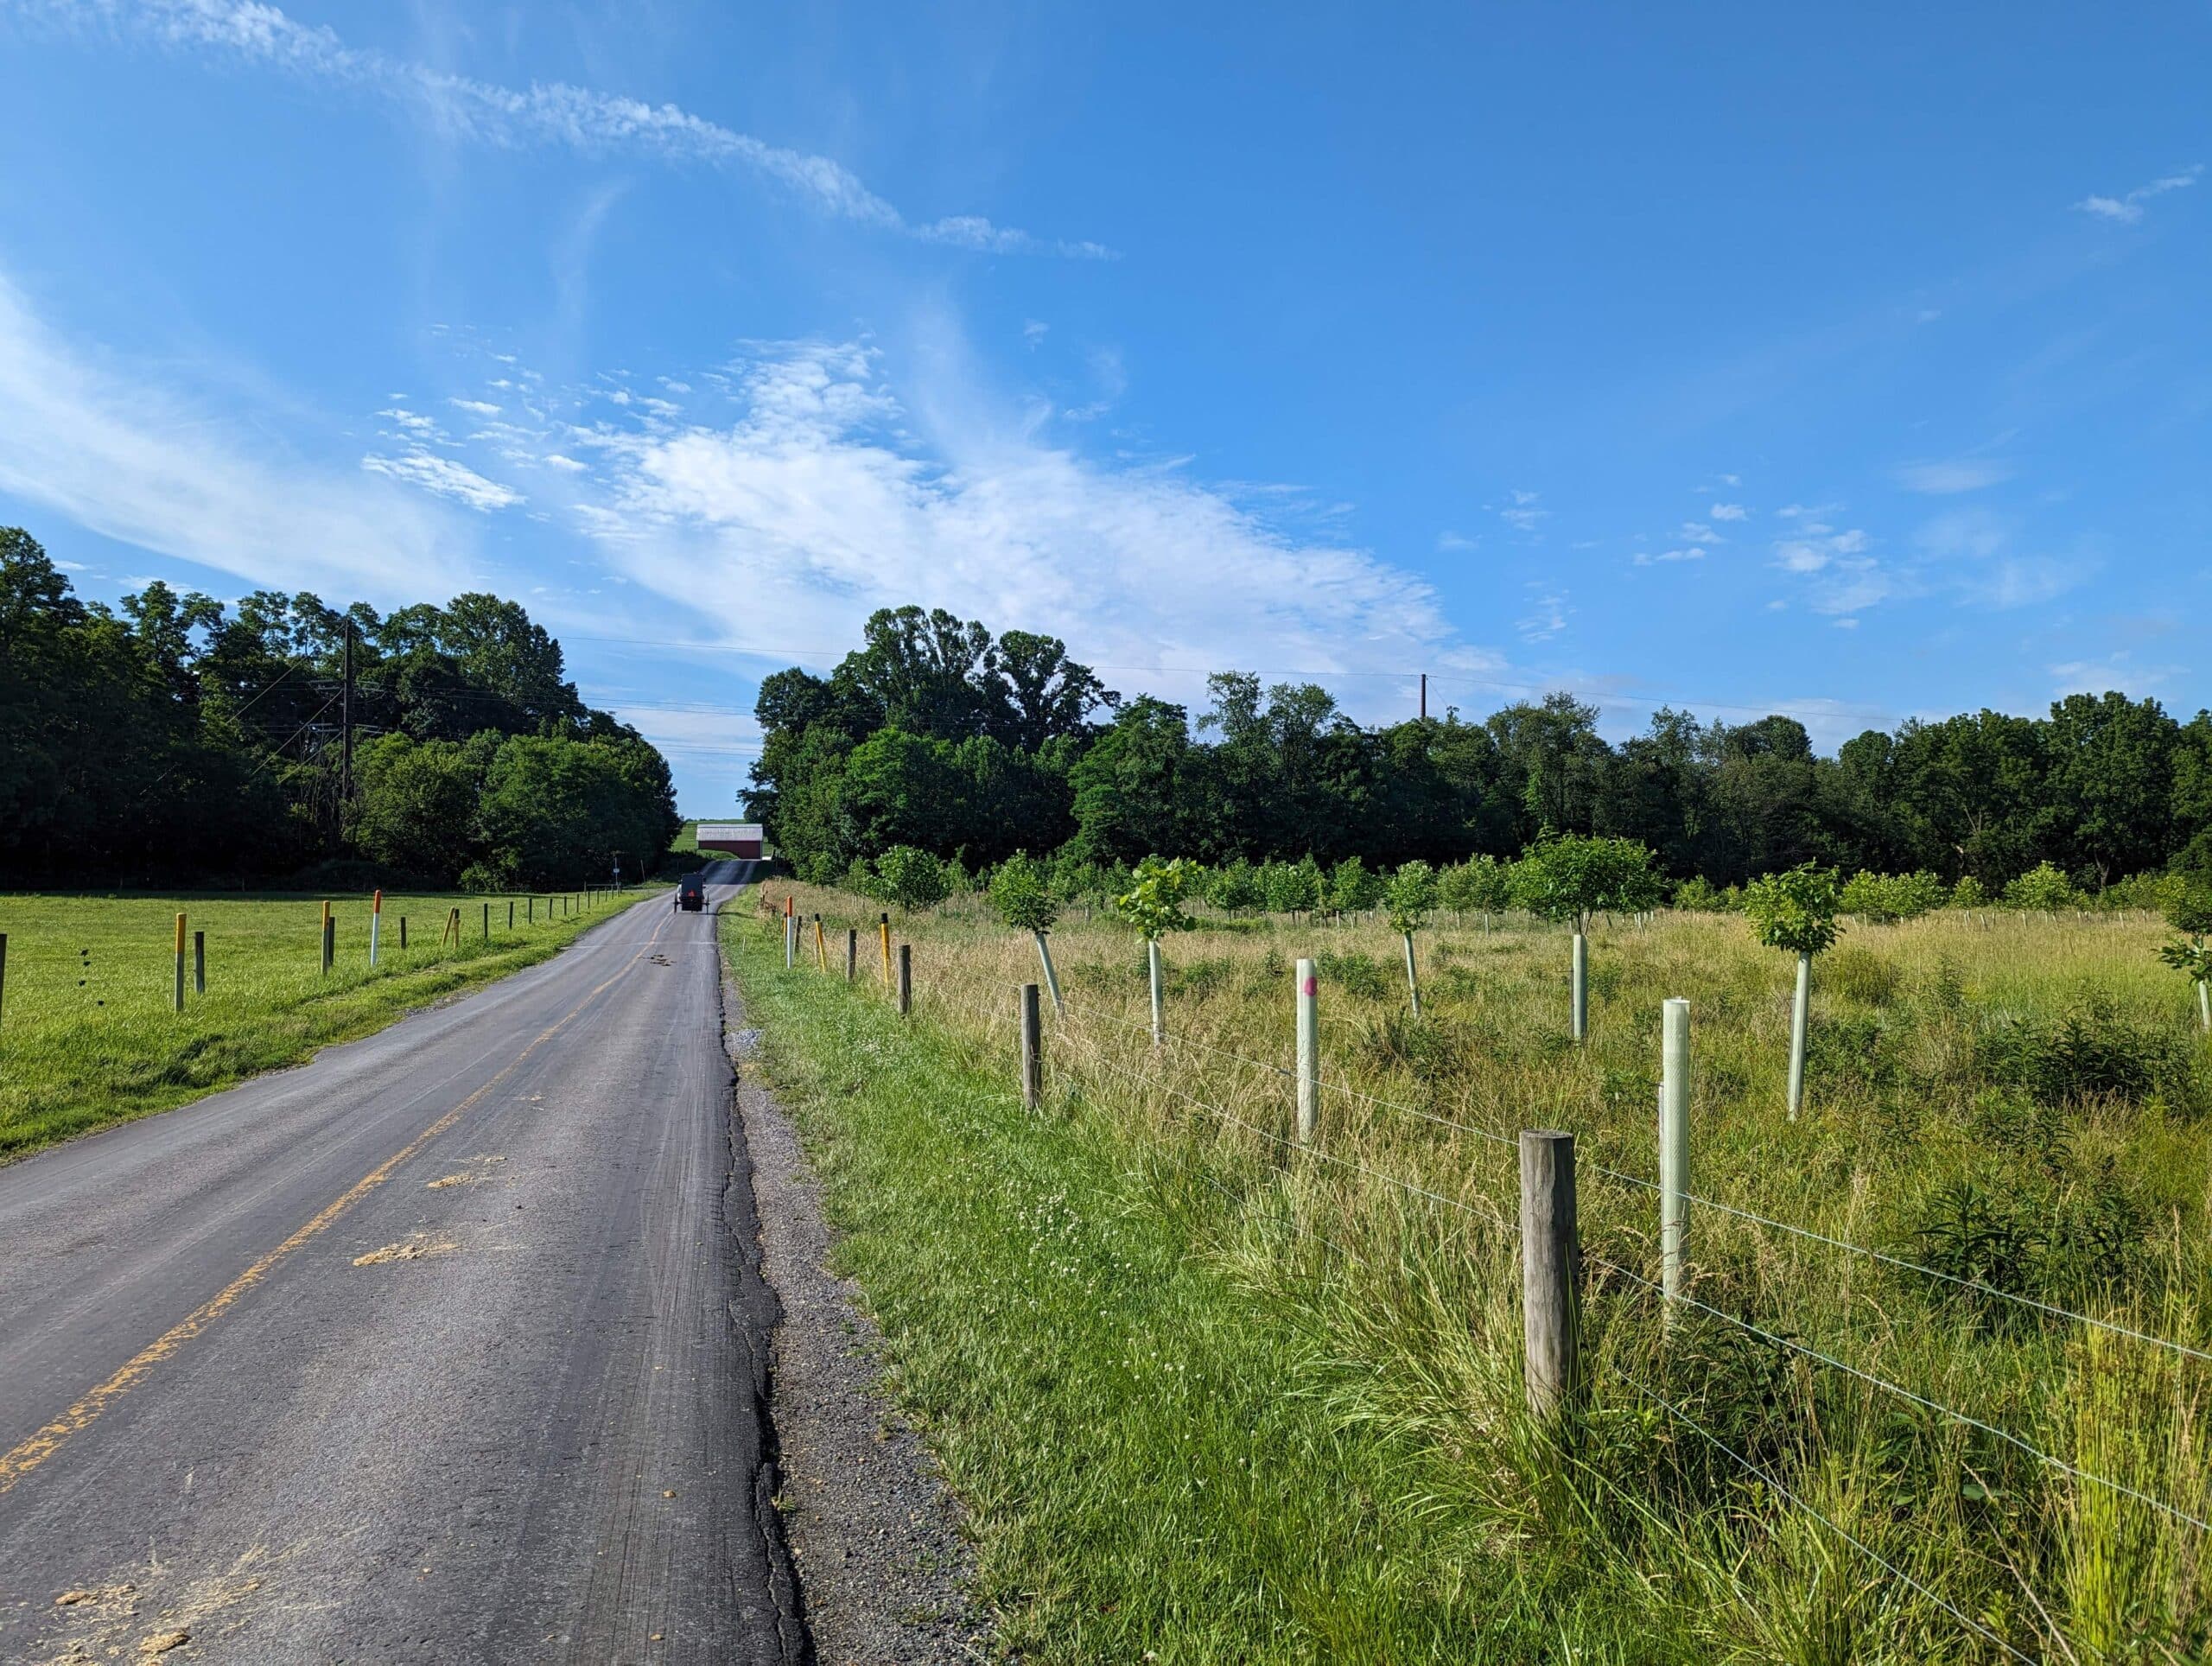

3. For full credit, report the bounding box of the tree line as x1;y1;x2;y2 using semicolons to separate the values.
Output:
0;526;680;887
747;603;2212;892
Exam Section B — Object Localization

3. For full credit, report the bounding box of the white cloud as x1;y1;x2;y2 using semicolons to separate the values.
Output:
23;0;1111;258
1516;589;1569;642
0;269;469;595
521;338;1494;696
1897;458;2012;494
2049;653;2185;696
1634;547;1705;566
543;453;588;473
1492;489;1548;533
2074;165;2202;224
1770;525;1888;614
1022;320;1049;348
361;447;524;512
1680;520;1721;544
448;397;501;416
1435;530;1478;552
1708;502;1748;521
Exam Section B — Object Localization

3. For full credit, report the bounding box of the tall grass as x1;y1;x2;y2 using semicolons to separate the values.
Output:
0;886;652;1159
749;887;2212;1662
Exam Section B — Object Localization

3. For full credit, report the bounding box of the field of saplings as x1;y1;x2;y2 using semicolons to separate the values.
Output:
744;842;2212;1662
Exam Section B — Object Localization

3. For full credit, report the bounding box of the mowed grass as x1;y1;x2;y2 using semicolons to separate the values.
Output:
0;885;658;1160
734;888;2212;1662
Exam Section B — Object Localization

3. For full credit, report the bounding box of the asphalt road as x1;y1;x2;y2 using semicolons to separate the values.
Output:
0;865;804;1665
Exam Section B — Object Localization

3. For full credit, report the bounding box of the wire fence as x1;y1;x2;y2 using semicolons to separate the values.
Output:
753;900;2212;1659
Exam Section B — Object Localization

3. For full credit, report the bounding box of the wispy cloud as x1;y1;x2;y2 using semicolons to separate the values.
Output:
1897;458;2013;494
16;0;1112;258
0;269;469;595
1516;588;1569;641
459;335;1500;701
2074;164;2202;224
361;448;523;512
1633;547;1705;566
1708;502;1748;521
1491;489;1548;534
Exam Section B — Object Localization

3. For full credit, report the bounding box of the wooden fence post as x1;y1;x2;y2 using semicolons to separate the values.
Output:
321;901;334;975
482;902;490;942
845;927;858;981
1295;957;1319;1143
1020;982;1043;1110
1519;1129;1582;1421
194;931;206;996
399;916;408;951
1660;997;1690;1315
1;932;9;1028
508;900;515;931
897;944;912;1016
173;913;187;1014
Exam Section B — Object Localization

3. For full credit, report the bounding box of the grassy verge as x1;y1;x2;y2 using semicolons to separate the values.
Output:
0;886;662;1160
723;906;1670;1663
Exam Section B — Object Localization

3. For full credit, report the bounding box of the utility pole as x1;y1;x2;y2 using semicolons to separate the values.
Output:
340;616;355;817
1419;672;1427;722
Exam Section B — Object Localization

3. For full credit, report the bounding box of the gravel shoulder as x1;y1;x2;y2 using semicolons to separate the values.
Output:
721;960;989;1666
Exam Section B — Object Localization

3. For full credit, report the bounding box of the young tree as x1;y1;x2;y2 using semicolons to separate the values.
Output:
1438;853;1513;931
1384;860;1438;1015
1111;855;1200;1046
1261;859;1320;917
1741;862;1843;1119
990;850;1065;1013
1510;834;1662;932
1329;855;1384;917
1204;857;1263;916
875;844;950;913
2157;881;2212;1033
1513;835;1662;1040
2003;861;2077;915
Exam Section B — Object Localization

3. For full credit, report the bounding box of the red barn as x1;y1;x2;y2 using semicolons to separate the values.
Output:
695;822;766;859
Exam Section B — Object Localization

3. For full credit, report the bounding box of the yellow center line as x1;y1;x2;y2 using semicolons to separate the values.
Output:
0;907;676;1496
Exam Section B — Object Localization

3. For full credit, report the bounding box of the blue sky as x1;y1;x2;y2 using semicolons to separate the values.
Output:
1;1;2206;813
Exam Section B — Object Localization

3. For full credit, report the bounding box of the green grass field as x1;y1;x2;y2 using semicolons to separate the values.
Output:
731;886;2212;1662
0;883;659;1160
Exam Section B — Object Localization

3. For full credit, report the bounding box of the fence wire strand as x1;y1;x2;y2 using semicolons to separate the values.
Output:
1592;1256;2212;1536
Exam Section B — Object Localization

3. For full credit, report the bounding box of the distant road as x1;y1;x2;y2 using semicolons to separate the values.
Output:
0;863;804;1664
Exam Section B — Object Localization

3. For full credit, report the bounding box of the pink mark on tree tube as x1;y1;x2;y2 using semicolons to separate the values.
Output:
1300;975;1318;996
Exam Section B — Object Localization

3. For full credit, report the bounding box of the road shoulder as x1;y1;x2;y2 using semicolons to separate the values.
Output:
721;958;988;1664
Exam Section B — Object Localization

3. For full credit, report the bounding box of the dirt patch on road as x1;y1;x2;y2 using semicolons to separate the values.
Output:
722;967;988;1664
351;1235;458;1267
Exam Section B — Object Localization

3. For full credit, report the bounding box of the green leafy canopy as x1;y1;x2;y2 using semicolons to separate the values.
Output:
1112;855;1201;941
1742;862;1844;957
989;851;1061;934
